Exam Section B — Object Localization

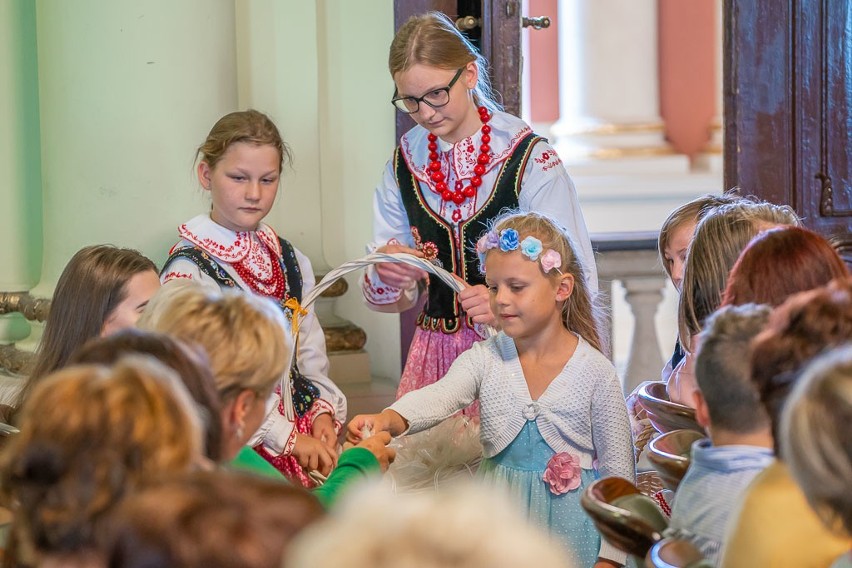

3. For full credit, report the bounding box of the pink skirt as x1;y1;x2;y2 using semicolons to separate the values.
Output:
397;323;482;416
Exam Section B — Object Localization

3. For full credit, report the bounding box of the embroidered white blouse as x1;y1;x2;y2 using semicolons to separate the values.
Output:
363;111;597;311
389;333;634;476
162;214;347;455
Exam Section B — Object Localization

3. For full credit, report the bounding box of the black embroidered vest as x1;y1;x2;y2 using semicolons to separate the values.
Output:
162;236;319;417
395;132;542;333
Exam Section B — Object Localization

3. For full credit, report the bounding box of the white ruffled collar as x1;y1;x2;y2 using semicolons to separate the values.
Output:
177;214;281;262
399;110;533;186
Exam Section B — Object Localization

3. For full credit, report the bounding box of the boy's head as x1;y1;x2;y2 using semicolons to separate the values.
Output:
694;303;772;440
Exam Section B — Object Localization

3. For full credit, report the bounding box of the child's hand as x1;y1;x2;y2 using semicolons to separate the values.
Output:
375;244;428;289
354;431;397;472
458;283;497;326
346;410;407;443
311;413;337;450
594;559;622;568
292;433;338;477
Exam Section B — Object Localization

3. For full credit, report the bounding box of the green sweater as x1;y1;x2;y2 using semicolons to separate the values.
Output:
229;446;380;508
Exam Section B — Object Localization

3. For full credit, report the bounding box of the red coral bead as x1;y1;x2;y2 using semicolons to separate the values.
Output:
463;186;476;197
442;190;454;201
436;181;448;192
481;124;491;134
480;144;490;153
474;164;486;176
477;154;490;165
478;106;489;115
429;161;441;172
429;151;438;161
428;142;438;152
470;176;482;187
431;171;445;182
452;192;465;204
428;133;437;142
481;133;491;144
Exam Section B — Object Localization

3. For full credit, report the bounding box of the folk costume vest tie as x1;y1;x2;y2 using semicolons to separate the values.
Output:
395;131;543;334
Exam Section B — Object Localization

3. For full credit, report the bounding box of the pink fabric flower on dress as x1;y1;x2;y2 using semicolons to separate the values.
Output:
542;452;582;495
539;249;562;274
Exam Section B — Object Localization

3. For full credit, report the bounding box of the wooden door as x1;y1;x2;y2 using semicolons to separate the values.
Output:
725;0;852;265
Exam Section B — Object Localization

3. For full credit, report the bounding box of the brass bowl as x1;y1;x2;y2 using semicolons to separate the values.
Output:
581;477;668;559
637;382;704;434
647;429;707;492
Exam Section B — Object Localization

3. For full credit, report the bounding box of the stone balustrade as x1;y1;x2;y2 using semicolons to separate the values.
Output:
593;232;669;395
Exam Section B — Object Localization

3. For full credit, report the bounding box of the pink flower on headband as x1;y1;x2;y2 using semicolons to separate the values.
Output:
540;249;562;273
476;231;500;254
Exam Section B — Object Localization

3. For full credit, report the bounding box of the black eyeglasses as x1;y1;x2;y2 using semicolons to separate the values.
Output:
391;68;465;114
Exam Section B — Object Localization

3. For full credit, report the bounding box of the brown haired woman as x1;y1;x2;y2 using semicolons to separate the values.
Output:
0;357;204;566
13;245;159;416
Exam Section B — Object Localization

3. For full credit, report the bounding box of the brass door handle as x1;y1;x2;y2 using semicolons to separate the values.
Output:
522;16;551;30
455;15;481;31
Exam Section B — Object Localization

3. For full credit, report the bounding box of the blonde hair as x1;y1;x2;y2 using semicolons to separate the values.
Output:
288;481;574;568
138;280;289;400
782;344;852;536
389;12;500;111
678;199;799;350
485;210;603;352
657;192;741;279
197;109;291;174
0;358;202;556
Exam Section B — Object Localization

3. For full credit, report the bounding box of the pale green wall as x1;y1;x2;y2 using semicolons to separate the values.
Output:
33;0;238;293
0;0;42;344
3;0;402;380
232;0;399;379
0;0;42;291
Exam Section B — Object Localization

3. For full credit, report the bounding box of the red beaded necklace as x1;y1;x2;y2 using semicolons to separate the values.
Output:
427;106;493;206
232;240;286;299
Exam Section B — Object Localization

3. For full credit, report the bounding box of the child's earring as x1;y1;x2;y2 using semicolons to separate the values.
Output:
235;421;244;441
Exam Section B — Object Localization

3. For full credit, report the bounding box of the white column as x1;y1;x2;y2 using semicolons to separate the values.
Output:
550;0;689;175
33;0;238;293
0;0;41;347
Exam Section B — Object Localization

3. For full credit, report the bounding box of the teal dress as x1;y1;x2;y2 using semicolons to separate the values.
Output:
479;420;601;566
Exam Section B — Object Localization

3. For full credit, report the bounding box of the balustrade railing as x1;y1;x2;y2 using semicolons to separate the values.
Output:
593;232;668;395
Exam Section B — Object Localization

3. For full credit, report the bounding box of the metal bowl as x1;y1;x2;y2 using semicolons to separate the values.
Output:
647;429;706;491
581;477;668;560
637;382;704;434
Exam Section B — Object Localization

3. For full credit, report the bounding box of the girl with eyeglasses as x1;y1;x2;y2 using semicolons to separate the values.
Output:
364;12;597;410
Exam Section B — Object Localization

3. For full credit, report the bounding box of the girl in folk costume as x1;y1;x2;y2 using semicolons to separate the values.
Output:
160;110;346;487
363;12;596;406
350;211;633;568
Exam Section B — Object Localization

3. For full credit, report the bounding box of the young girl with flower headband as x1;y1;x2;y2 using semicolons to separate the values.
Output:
159;110;346;487
363;12;596;410
349;211;633;568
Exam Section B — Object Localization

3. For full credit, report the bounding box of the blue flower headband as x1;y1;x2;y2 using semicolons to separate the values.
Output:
476;228;563;274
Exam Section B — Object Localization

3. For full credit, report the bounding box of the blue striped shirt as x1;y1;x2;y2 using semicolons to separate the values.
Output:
666;440;774;565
